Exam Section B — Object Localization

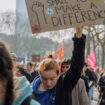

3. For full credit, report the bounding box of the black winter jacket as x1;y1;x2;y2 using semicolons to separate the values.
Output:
55;35;86;105
19;68;39;83
98;75;105;105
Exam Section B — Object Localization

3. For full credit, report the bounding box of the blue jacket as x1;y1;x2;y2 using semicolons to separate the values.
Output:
32;76;55;105
0;77;40;105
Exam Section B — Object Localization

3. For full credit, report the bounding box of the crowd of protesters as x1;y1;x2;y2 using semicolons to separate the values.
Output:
0;25;105;105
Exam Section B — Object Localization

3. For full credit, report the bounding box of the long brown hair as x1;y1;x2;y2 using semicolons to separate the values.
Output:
0;41;14;105
100;67;105;77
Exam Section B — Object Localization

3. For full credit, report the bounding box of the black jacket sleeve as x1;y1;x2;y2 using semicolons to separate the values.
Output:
55;74;65;105
81;75;89;94
19;68;39;82
19;68;32;82
55;72;72;105
63;34;86;91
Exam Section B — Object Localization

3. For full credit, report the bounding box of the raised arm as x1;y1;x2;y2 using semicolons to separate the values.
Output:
63;25;86;91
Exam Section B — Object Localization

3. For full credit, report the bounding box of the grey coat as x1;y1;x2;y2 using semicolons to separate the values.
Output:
72;79;89;105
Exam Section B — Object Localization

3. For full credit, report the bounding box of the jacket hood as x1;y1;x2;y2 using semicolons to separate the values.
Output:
12;77;33;105
32;76;55;105
32;76;47;95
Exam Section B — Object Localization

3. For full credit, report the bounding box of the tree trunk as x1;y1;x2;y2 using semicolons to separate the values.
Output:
92;36;95;52
86;27;91;58
101;44;105;68
97;44;100;67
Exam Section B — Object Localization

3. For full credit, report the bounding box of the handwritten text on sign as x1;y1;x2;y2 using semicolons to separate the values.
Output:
25;0;105;33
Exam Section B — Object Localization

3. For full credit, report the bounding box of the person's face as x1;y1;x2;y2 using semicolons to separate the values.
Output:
26;64;31;71
82;65;88;75
40;70;58;90
62;64;70;72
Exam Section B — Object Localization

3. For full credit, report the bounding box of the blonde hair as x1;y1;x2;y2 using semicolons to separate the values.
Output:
45;52;54;59
13;77;21;99
100;67;105;77
38;59;59;75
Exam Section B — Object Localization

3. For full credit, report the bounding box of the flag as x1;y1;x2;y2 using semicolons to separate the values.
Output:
86;50;98;70
54;55;57;60
56;40;64;60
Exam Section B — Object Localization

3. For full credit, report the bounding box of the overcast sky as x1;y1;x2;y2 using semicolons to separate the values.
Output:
0;0;16;12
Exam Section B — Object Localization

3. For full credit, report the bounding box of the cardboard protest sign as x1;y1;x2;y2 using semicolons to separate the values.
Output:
25;0;105;33
32;54;40;62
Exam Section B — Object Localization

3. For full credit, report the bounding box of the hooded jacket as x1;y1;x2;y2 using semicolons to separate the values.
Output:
32;76;55;105
12;77;40;105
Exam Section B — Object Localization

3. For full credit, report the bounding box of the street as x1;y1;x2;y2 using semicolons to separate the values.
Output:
91;88;99;105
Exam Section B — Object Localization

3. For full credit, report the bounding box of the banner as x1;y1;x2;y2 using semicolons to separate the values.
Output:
56;40;64;60
86;50;98;70
25;0;105;33
32;54;40;62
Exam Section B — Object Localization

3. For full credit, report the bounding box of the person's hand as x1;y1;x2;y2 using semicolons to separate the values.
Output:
75;24;83;38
